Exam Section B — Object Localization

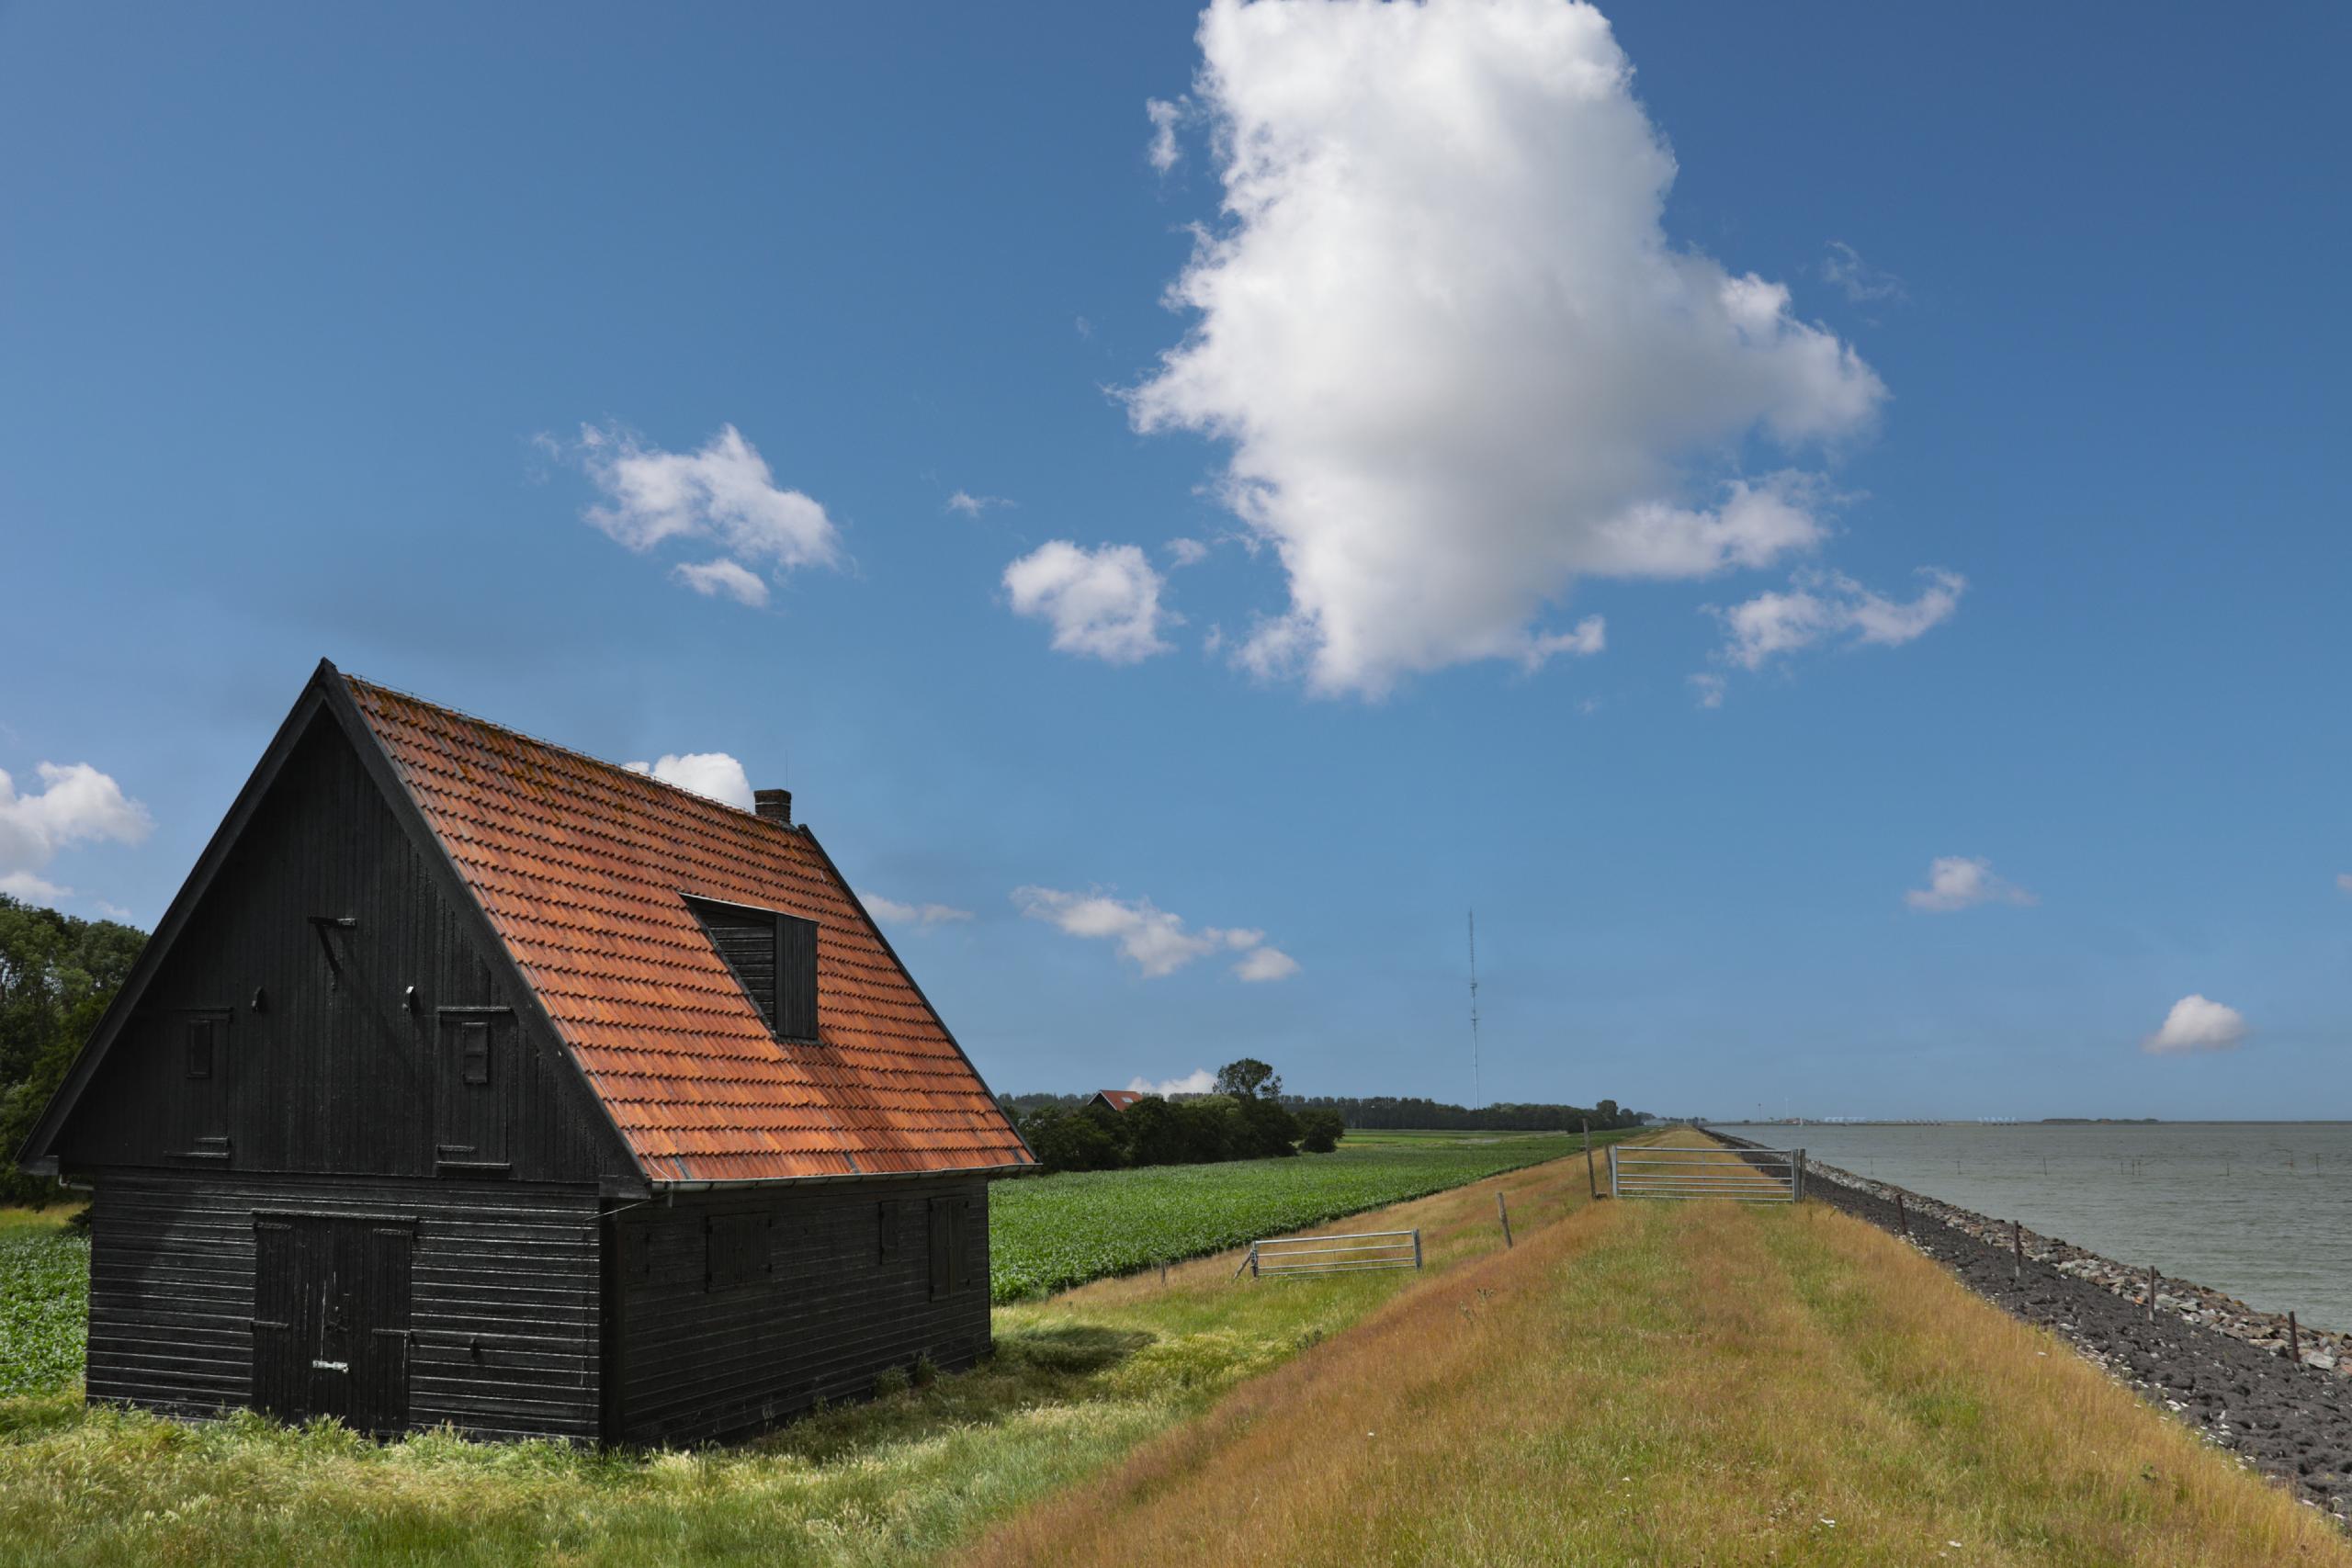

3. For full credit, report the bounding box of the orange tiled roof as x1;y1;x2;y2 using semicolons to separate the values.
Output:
345;674;1032;1183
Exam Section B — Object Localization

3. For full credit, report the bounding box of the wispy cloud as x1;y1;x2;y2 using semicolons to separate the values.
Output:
549;423;840;605
1820;240;1906;305
861;892;975;929
946;490;1012;518
1164;537;1211;568
1689;673;1726;710
1012;886;1296;980
1905;856;2036;913
1711;568;1964;672
2143;994;2248;1055
1145;96;1190;175
1003;542;1177;664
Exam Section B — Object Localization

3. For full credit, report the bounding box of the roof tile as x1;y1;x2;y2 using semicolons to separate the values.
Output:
345;674;1033;1182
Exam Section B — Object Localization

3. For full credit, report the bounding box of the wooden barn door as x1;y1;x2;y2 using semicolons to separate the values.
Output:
252;1215;414;1434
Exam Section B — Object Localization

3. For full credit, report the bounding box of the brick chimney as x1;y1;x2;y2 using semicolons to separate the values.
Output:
753;788;792;827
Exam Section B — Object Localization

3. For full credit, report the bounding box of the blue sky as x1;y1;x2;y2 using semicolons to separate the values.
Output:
4;1;2345;1119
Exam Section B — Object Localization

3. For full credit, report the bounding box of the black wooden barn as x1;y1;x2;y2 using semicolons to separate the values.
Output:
17;661;1035;1444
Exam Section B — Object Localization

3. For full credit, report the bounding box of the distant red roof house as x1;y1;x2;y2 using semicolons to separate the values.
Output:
1088;1089;1144;1113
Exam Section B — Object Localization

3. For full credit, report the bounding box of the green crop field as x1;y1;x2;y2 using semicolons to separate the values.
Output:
0;1211;86;1399
0;1131;1631;1395
988;1128;1633;1302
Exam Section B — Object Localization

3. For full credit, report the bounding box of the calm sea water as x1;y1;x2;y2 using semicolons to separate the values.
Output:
1717;1122;2352;1331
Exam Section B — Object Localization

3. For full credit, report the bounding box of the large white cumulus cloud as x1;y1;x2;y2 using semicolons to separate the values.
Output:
1131;0;1888;695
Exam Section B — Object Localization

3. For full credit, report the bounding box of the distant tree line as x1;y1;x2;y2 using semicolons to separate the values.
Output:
0;894;145;1204
1012;1058;1348;1175
1276;1095;1648;1133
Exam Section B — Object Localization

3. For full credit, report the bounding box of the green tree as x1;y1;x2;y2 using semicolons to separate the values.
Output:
0;894;146;1203
1296;1108;1346;1154
1214;1057;1283;1100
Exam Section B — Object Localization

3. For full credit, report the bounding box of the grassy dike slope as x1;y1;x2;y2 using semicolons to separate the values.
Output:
0;1141;1622;1568
964;1131;2352;1568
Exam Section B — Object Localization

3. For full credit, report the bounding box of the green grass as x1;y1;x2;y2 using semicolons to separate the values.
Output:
988;1129;1633;1301
0;1145;1603;1568
0;1210;85;1400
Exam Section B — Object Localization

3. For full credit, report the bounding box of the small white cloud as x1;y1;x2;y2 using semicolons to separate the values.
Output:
1013;886;1292;979
861;892;975;929
559;423;841;604
1713;568;1964;672
1233;945;1299;982
671;558;769;607
2143;994;2248;1055
1126;1068;1216;1097
1003;541;1176;664
946;490;1012;518
1821;241;1906;306
92;899;134;920
1905;856;2036;913
1165;537;1211;568
1074;315;1094;340
1521;615;1605;669
622;752;755;811
0;870;69;900
0;761;153;906
1689;673;1726;709
1146;96;1190;174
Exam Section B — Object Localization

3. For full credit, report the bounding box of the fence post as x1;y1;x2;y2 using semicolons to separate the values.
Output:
2290;1311;2300;1365
2146;1265;2157;1322
1585;1121;1599;1200
2012;1220;2022;1281
1794;1150;1806;1202
1607;1144;1620;1200
1251;1244;1261;1280
1412;1228;1423;1269
1497;1190;1513;1248
1895;1191;1907;1237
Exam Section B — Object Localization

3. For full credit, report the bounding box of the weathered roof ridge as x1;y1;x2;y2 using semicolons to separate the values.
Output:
341;670;769;820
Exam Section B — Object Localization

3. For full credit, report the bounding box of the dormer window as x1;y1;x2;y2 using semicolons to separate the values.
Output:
684;896;819;1041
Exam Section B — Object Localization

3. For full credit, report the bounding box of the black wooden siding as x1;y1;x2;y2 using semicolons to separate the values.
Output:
87;1172;603;1442
607;1177;992;1445
53;712;628;1187
688;897;820;1042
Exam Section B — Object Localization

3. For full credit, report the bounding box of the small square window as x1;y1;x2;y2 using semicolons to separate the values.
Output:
186;1018;215;1079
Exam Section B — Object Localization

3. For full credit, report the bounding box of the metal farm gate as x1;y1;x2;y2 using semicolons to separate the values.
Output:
1608;1144;1806;1202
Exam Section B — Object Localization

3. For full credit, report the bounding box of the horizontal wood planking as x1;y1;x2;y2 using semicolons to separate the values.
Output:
611;1177;992;1445
88;1172;605;1441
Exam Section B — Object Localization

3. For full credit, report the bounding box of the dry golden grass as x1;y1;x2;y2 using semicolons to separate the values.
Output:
962;1134;2350;1568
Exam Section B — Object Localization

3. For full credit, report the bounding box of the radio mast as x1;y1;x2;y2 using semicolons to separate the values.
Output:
1466;908;1482;1111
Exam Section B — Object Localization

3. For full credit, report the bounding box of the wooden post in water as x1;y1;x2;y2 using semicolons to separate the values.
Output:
2290;1312;2300;1365
1497;1190;1514;1248
2013;1220;2023;1281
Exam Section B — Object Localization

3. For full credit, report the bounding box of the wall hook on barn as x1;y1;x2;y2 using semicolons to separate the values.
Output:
402;985;418;1014
250;987;267;1013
